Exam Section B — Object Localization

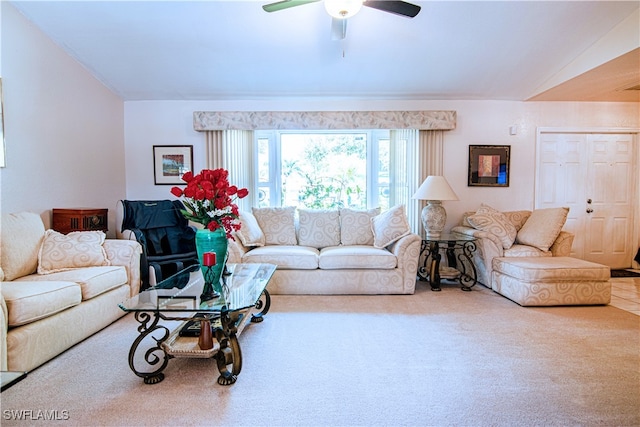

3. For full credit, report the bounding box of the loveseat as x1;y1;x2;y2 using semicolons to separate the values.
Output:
0;212;142;372
228;205;421;294
450;205;574;287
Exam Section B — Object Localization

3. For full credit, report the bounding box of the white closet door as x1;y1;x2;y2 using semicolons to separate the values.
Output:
536;132;637;268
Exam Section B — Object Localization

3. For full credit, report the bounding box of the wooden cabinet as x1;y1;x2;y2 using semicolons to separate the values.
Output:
52;208;108;234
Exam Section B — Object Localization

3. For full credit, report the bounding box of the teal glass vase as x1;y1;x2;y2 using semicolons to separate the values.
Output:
195;228;228;296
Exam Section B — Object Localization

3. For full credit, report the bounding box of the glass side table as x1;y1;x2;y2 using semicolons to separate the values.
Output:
417;233;478;292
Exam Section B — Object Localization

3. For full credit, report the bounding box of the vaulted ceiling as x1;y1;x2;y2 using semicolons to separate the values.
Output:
8;0;640;102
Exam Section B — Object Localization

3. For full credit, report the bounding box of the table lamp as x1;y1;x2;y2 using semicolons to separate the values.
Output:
412;176;459;238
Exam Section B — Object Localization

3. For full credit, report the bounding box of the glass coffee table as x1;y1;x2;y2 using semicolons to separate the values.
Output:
119;263;275;386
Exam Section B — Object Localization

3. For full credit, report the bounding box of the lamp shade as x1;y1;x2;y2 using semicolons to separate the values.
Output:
324;0;363;19
412;176;459;201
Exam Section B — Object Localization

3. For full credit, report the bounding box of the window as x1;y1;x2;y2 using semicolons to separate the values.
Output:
256;130;391;210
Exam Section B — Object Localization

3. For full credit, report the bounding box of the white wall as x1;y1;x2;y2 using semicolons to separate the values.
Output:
4;0;637;241
0;3;125;235
124;99;639;231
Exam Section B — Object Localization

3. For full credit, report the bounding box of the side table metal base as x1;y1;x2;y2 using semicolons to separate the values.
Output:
417;233;478;291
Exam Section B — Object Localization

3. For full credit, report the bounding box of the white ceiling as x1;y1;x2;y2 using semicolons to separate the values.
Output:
9;0;640;102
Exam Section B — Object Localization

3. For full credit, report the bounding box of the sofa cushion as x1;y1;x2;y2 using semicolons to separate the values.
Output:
467;204;517;249
492;256;611;282
516;207;569;251
252;207;297;245
372;205;411;248
340;207;381;246
319;246;397;270
37;230;110;274
1;212;46;281
14;266;128;300
1;281;82;327
504;244;553;257
298;209;340;249
236;210;265;247
242;245;319;269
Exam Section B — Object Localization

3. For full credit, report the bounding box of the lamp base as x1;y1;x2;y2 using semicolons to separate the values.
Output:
422;201;446;239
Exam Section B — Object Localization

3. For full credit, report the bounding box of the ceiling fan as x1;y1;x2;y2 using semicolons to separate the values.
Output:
262;0;421;40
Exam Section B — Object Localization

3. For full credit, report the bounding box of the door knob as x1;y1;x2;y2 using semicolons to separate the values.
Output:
586;208;594;213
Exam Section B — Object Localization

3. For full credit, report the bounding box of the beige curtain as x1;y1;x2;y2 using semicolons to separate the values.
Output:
223;130;256;211
390;129;420;233
420;130;444;176
414;130;445;235
204;130;256;211
204;130;223;169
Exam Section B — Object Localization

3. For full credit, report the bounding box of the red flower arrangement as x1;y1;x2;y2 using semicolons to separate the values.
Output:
170;168;249;239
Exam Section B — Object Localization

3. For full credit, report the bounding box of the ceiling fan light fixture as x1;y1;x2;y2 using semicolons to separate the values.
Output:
324;0;363;19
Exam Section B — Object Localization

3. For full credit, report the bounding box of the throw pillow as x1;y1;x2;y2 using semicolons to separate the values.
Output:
236;210;265;247
298;209;340;248
371;205;411;248
1;212;46;281
459;211;477;228
252;206;297;245
516;207;570;251
340;207;381;246
503;210;532;231
38;230;110;274
467;204;517;249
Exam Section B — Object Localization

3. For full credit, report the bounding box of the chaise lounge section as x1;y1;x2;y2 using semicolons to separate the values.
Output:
451;204;611;306
451;205;575;287
492;257;611;306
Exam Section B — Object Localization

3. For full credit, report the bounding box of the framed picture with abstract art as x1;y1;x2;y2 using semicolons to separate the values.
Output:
153;145;193;185
468;145;510;187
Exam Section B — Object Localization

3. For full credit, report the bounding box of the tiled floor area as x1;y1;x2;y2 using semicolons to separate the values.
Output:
609;270;640;316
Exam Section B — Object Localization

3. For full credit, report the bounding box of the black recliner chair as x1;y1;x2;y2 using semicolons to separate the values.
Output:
117;199;199;290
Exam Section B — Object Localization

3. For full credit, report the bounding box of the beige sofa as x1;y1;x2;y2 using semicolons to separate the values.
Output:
0;212;142;372
451;205;574;287
228;205;421;294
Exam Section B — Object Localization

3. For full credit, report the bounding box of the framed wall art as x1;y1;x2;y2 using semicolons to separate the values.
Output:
468;145;510;187
153;145;193;185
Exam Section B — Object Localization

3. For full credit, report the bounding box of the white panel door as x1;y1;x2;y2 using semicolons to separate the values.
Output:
536;133;637;268
584;134;635;267
536;133;587;257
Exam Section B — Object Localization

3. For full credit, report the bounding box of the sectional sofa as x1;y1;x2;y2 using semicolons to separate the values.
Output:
228;205;421;294
450;205;575;287
0;212;142;372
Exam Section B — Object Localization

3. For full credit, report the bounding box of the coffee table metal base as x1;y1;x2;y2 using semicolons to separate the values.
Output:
127;289;270;386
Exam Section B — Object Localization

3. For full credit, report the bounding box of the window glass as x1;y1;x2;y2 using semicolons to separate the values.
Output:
257;130;390;210
281;133;366;209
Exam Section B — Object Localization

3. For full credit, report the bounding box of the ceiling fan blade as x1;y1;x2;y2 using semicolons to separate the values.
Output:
262;0;321;13
331;17;347;40
363;1;421;18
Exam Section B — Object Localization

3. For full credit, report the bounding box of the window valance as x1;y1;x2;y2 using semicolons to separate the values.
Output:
193;110;456;131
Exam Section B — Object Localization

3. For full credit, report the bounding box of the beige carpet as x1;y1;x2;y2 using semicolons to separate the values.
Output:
2;283;639;426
